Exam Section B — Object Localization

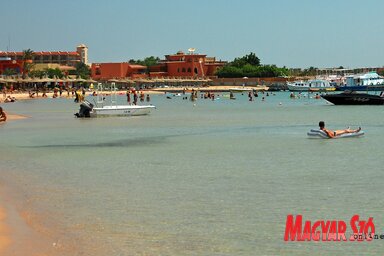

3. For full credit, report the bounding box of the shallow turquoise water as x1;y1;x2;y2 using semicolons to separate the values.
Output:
1;92;384;255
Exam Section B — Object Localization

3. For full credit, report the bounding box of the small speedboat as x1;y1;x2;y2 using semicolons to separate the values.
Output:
75;100;155;117
75;82;156;118
91;104;155;117
321;91;384;105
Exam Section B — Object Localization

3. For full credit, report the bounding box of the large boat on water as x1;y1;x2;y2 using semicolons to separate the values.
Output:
321;91;384;105
287;79;335;92
336;72;384;91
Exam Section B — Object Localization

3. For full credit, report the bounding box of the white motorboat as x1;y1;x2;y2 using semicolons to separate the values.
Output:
287;79;335;92
75;83;155;118
91;105;155;117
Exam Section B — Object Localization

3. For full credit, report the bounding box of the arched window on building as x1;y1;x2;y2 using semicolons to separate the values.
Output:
187;68;191;73
182;68;186;73
194;68;198;74
177;68;180;73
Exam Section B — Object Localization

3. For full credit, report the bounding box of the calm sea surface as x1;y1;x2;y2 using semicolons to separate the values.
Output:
1;92;384;255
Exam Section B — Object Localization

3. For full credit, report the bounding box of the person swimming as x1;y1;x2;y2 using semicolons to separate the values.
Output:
319;121;361;138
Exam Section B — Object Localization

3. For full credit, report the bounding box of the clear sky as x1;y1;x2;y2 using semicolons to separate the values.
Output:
1;0;383;68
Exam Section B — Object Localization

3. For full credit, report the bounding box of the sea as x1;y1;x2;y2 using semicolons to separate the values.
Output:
1;91;384;255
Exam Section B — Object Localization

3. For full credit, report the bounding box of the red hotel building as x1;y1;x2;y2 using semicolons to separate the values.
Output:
0;44;88;75
90;49;226;80
91;63;147;80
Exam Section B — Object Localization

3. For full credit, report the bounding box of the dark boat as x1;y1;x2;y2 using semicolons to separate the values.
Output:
321;92;384;105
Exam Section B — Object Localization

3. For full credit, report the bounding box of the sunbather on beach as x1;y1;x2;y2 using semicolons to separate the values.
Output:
0;107;7;122
4;96;16;103
319;121;361;138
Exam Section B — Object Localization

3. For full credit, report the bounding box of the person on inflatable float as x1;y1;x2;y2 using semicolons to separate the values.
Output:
319;121;361;138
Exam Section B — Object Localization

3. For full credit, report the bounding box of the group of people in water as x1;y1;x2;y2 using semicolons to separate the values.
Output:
166;89;275;102
126;89;150;105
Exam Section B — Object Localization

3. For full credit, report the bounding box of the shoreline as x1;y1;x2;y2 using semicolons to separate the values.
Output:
1;85;268;102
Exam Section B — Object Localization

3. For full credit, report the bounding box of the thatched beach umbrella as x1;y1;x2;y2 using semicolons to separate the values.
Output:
41;77;54;83
23;77;33;83
52;76;64;83
3;77;16;83
119;78;134;86
63;77;76;83
15;77;25;83
86;78;97;83
30;77;43;83
124;78;135;84
75;77;86;83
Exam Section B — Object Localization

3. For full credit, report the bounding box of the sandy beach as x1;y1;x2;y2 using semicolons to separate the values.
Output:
0;85;268;102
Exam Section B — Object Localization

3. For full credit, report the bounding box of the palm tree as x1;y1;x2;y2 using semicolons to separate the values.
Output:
22;49;34;61
22;49;35;78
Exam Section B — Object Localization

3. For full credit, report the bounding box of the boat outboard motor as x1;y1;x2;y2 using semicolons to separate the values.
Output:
75;100;94;118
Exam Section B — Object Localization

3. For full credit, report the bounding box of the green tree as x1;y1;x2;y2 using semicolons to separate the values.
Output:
46;68;64;78
215;52;287;78
142;56;160;67
22;48;35;77
74;62;91;79
129;56;160;67
29;70;46;78
300;66;317;76
232;52;261;68
215;65;244;78
3;68;17;76
129;56;160;74
22;49;34;60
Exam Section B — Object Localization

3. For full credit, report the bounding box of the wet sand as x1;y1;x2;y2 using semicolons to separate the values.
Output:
0;188;54;256
0;206;11;254
6;114;29;121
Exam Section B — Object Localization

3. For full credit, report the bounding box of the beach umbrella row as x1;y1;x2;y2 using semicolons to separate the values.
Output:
100;77;212;84
0;76;212;85
0;76;96;83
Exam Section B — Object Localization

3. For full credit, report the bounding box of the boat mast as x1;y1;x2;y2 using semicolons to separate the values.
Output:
97;83;104;106
111;82;117;106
